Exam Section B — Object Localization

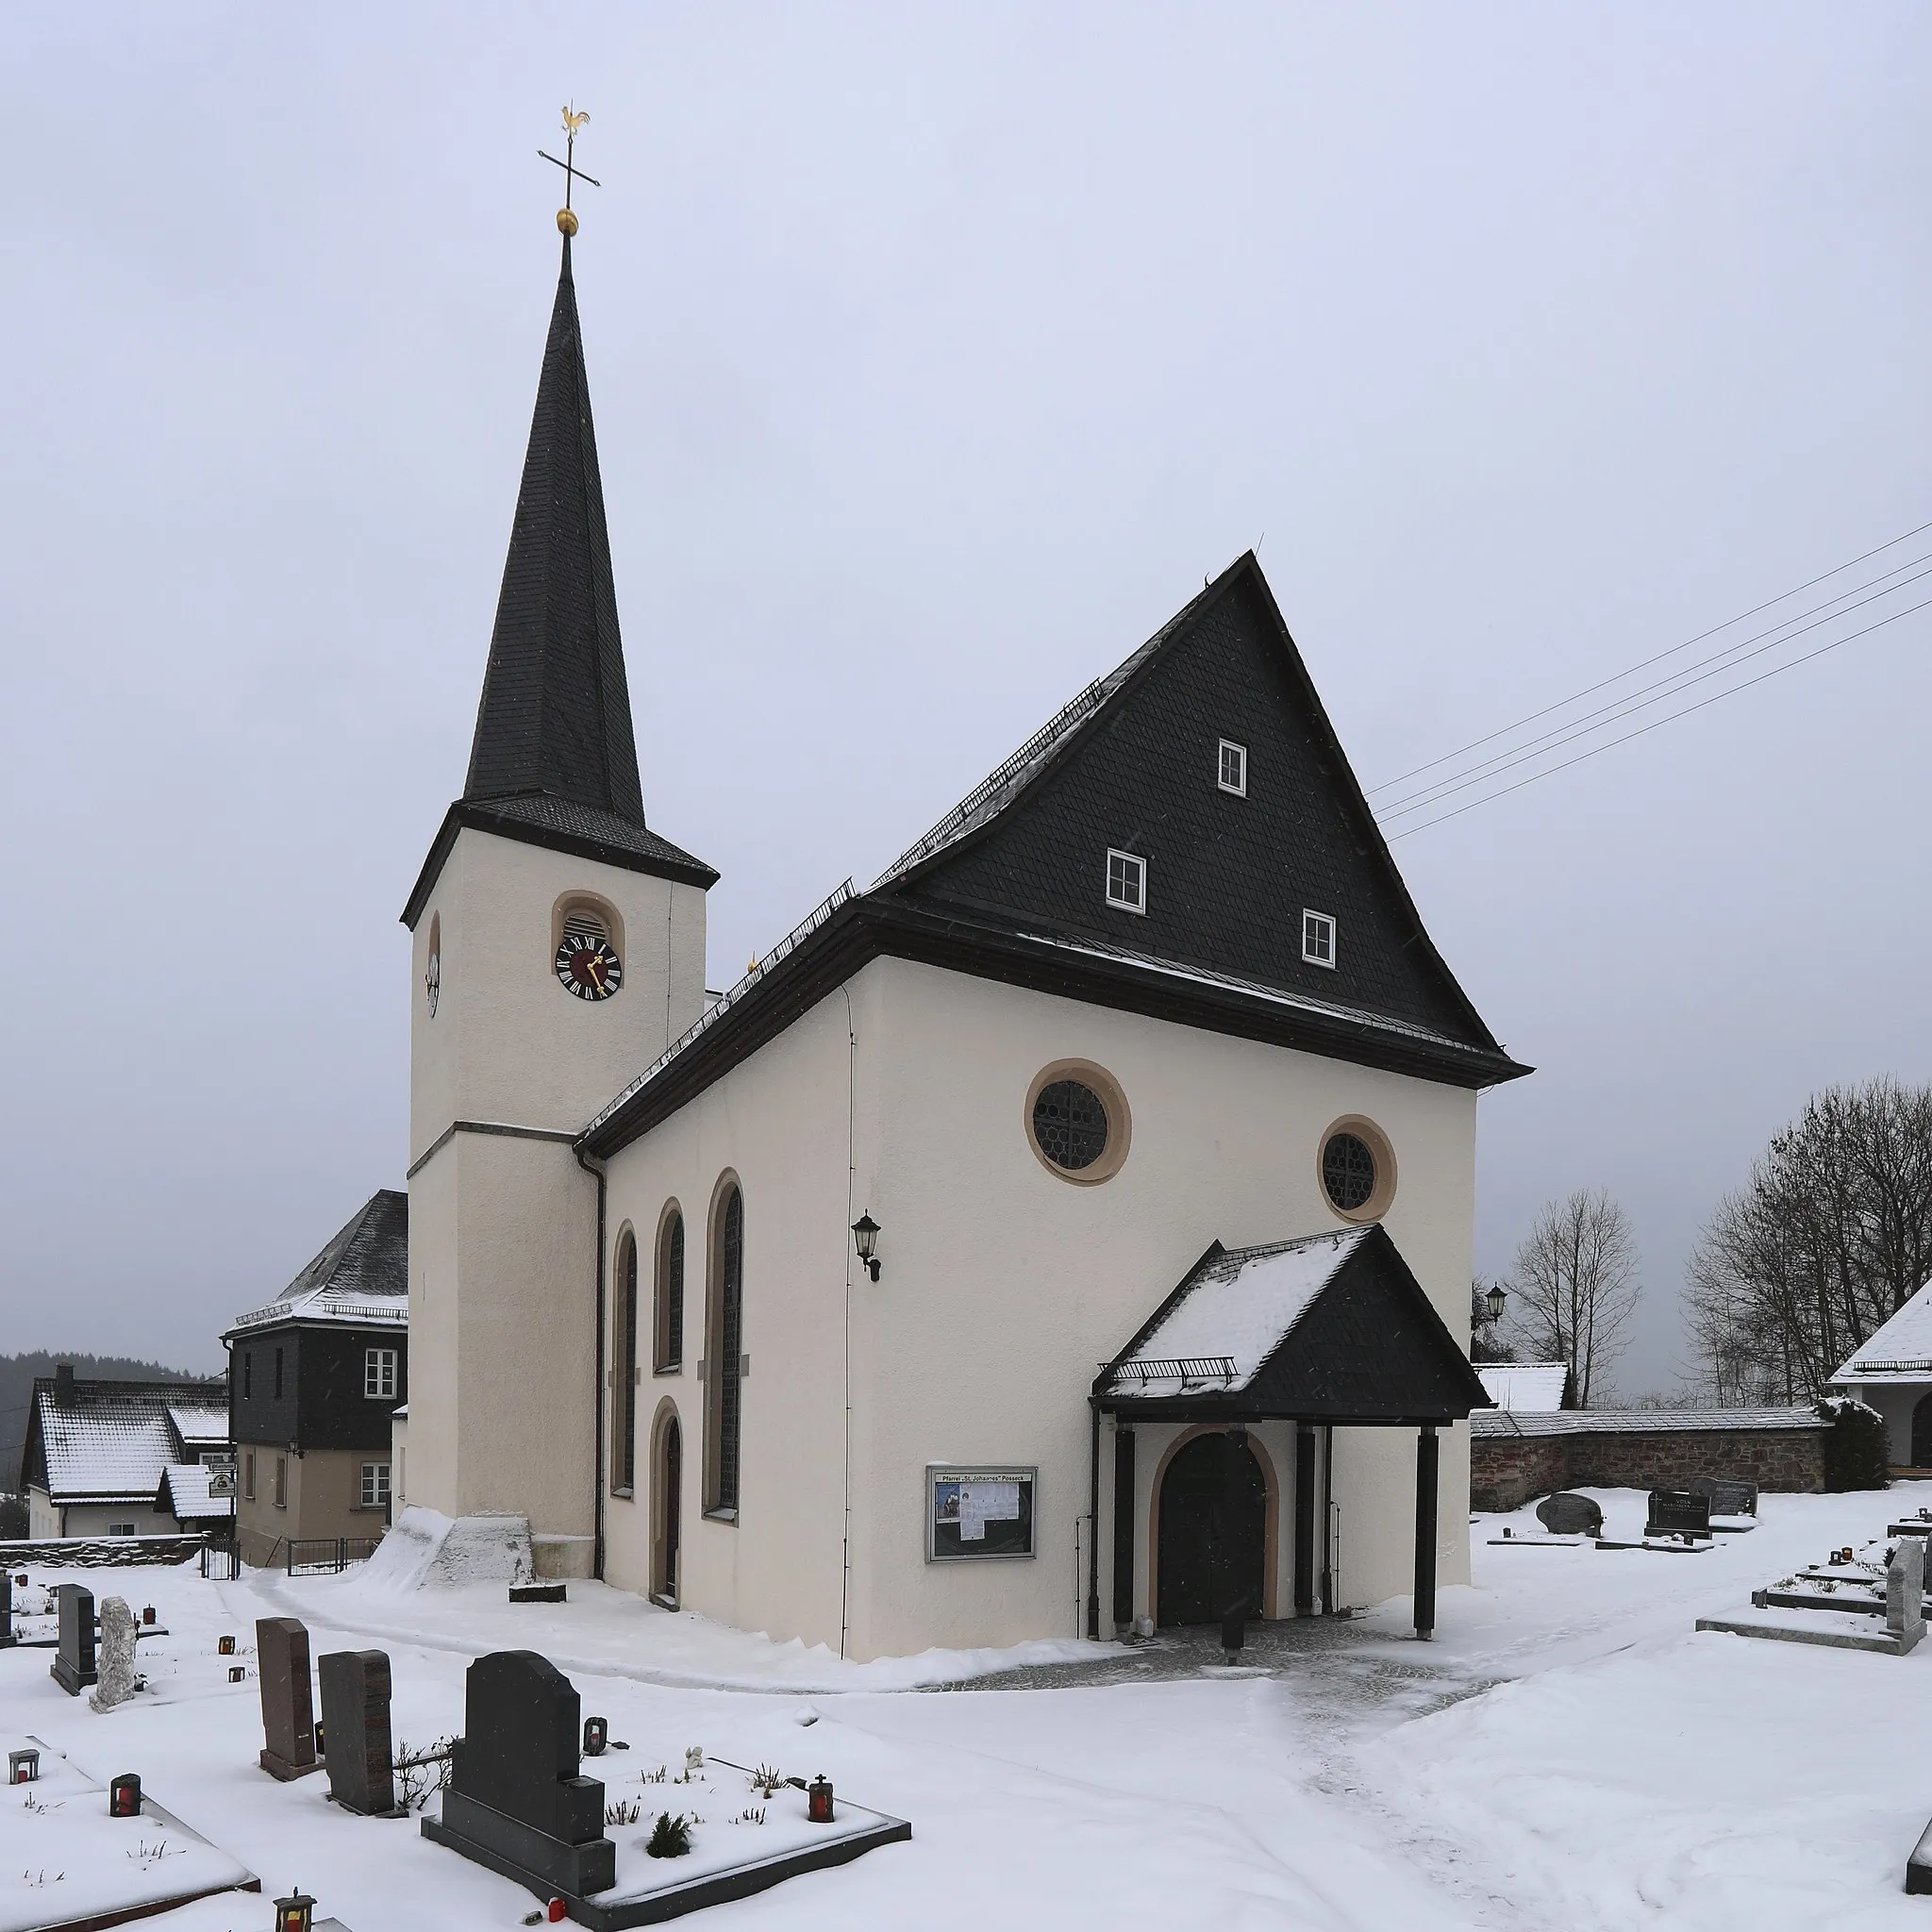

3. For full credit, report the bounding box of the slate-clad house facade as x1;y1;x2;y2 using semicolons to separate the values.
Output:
225;1189;408;1565
397;231;1527;1659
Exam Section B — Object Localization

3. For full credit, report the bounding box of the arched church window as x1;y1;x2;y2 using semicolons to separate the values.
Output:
1024;1060;1133;1185
655;1207;685;1374
705;1183;745;1519
614;1230;639;1495
1318;1117;1396;1222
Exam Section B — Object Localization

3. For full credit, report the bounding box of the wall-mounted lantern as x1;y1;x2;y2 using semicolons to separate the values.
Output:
1485;1282;1507;1324
851;1214;881;1283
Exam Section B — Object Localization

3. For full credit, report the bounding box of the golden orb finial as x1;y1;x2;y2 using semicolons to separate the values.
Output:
557;207;579;237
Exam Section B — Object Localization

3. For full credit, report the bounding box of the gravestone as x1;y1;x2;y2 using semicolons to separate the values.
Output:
1645;1490;1712;1541
90;1597;140;1712
1689;1476;1758;1518
422;1650;615;1898
0;1571;13;1649
51;1583;96;1694
1889;1537;1925;1651
319;1649;395;1816
257;1616;320;1779
1536;1492;1604;1538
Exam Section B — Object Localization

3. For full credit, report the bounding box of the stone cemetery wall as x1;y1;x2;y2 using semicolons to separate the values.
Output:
1472;1421;1824;1511
0;1535;211;1568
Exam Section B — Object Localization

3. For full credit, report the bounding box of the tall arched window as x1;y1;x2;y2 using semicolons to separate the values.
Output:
655;1208;685;1373
614;1231;639;1495
706;1183;745;1518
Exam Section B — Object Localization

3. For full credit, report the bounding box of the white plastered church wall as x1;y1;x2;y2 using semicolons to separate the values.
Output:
407;824;707;1531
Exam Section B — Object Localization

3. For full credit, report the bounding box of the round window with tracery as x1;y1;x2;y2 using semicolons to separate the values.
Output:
1322;1131;1378;1213
1032;1079;1110;1173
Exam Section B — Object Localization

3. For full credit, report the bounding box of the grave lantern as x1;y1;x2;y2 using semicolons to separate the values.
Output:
808;1774;834;1824
8;1748;39;1785
229;1665;247;1683
108;1773;142;1818
274;1890;315;1932
546;1899;567;1924
12;1574;24;1587
582;1716;608;1757
142;1606;157;1626
218;1635;237;1655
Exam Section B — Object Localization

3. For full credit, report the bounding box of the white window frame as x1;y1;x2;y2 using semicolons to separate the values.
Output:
364;1346;398;1400
1302;908;1338;968
1105;848;1148;915
107;1521;136;1538
1218;739;1247;796
359;1461;391;1509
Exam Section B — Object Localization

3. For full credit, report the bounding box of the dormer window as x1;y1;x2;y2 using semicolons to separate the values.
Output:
1106;849;1147;914
1303;909;1337;968
1218;741;1247;795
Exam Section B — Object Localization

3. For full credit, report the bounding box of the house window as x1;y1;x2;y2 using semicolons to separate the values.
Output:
615;1232;638;1495
359;1462;391;1509
274;1457;287;1508
1106;849;1147;914
655;1208;685;1373
108;1522;135;1537
364;1347;398;1400
242;1353;252;1399
243;1451;256;1501
1302;909;1337;968
1218;740;1247;795
706;1184;745;1518
273;1348;283;1399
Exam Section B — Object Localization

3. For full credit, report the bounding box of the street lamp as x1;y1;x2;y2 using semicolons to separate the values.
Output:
1485;1282;1507;1325
851;1213;881;1282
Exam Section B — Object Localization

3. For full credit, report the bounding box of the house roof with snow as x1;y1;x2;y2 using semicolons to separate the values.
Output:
1476;1363;1571;1412
156;1462;234;1522
1831;1280;1932;1384
1094;1223;1493;1425
225;1189;409;1336
20;1374;230;1506
1471;1405;1821;1441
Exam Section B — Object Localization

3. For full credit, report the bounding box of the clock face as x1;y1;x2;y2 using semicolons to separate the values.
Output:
556;936;623;1001
425;953;440;1017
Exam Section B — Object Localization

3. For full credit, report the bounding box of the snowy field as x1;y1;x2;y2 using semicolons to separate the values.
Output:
4;1487;1931;1931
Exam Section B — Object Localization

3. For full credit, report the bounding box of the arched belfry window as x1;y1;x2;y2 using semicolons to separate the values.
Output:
655;1207;685;1374
613;1230;639;1495
705;1182;745;1519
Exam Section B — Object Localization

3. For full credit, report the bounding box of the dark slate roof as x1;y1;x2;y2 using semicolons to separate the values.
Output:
225;1188;409;1337
403;238;714;926
21;1378;229;1504
1095;1223;1493;1425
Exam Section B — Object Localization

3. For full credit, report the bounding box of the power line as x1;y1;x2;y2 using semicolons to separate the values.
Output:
1384;594;1932;841
1376;562;1932;824
1367;517;1932;797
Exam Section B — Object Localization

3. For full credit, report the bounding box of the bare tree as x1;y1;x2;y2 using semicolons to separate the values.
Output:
1684;1078;1932;1402
1505;1191;1641;1407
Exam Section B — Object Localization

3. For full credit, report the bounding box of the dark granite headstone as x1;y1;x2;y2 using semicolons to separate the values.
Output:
1536;1492;1604;1538
1645;1490;1712;1540
258;1616;320;1780
319;1650;395;1816
1688;1476;1757;1518
0;1571;13;1649
51;1583;96;1693
422;1651;615;1898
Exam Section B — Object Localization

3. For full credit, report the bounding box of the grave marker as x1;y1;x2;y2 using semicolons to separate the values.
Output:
423;1650;616;1898
0;1570;13;1649
319;1649;396;1816
1889;1537;1925;1651
1645;1490;1712;1541
1689;1476;1757;1519
52;1582;97;1693
91;1596;141;1711
258;1616;321;1780
1535;1492;1603;1538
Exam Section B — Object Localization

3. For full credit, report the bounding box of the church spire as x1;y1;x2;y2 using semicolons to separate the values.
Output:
463;232;644;825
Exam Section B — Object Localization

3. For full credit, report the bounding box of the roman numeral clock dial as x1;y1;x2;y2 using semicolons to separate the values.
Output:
556;935;623;1001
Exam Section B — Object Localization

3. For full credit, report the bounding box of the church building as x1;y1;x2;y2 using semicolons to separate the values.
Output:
399;227;1528;1661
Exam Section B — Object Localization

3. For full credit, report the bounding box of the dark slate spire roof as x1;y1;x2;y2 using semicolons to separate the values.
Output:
404;238;715;927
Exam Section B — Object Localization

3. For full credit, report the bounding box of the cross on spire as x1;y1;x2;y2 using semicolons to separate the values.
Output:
539;104;601;236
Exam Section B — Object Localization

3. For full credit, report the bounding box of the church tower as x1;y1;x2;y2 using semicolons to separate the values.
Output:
400;230;715;1546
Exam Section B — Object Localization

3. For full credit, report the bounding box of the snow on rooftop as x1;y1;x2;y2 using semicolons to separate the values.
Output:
1471;1405;1820;1441
35;1383;229;1504
167;1405;228;1444
158;1461;234;1520
1832;1276;1932;1381
1476;1363;1569;1412
1113;1227;1370;1391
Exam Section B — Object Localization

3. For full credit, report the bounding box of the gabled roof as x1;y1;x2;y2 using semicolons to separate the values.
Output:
226;1188;409;1336
1475;1363;1572;1412
22;1377;230;1505
402;237;713;928
167;1404;230;1446
1832;1279;1932;1383
1095;1224;1492;1425
156;1462;234;1521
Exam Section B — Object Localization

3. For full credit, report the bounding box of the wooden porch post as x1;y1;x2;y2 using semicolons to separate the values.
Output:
1413;1423;1439;1640
1110;1425;1136;1632
1293;1424;1318;1616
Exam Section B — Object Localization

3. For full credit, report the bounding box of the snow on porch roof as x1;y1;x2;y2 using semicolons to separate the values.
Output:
1110;1228;1372;1391
1475;1363;1570;1412
1832;1277;1932;1383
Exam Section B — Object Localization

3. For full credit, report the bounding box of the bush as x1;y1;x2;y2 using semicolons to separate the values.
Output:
1818;1396;1890;1491
646;1812;692;1859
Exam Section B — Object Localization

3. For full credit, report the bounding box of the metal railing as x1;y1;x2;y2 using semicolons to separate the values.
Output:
1109;1356;1239;1387
286;1536;382;1576
199;1541;241;1580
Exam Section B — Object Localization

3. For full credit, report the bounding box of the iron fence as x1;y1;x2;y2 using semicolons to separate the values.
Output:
199;1541;241;1580
286;1535;383;1576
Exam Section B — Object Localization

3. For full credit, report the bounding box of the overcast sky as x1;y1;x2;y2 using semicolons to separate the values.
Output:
3;6;1927;1391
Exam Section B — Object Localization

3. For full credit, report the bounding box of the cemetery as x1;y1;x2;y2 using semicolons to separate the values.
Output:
4;1490;1932;1927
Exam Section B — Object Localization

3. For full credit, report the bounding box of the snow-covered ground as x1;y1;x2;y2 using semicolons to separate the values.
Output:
4;1486;1930;1930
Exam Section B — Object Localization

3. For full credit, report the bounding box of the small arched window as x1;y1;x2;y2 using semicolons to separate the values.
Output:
613;1231;639;1495
705;1183;745;1518
655;1208;685;1373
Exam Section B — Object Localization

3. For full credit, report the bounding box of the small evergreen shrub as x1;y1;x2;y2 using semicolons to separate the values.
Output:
646;1812;692;1859
1818;1396;1890;1491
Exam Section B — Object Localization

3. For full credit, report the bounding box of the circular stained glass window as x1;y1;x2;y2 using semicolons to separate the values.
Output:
1032;1079;1110;1172
1322;1131;1377;1213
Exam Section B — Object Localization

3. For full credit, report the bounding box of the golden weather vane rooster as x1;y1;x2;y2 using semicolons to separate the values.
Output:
540;103;601;236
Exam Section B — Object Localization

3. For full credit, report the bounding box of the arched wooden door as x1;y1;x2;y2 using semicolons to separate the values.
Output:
656;1415;682;1601
1158;1432;1267;1626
